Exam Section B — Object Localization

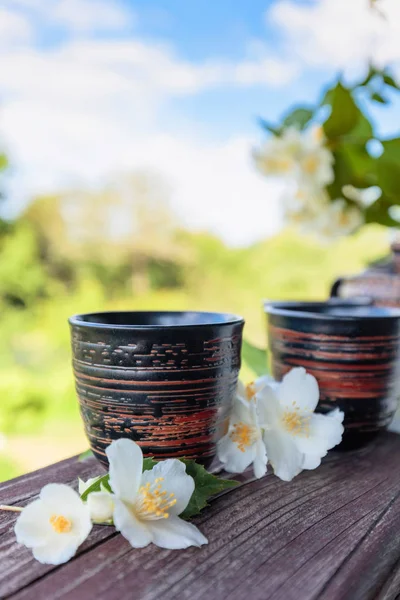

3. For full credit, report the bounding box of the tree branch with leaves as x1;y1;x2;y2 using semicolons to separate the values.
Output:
255;66;400;239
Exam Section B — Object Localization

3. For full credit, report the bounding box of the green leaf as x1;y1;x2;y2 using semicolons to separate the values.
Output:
323;82;361;138
142;457;158;471
379;138;400;160
371;91;388;104
80;474;111;501
78;449;94;462
327;142;377;199
179;459;238;520
377;159;400;199
357;65;378;88
377;138;400;200
282;107;314;130
258;118;280;136
241;339;268;377
347;112;374;141
382;71;400;91
365;193;400;226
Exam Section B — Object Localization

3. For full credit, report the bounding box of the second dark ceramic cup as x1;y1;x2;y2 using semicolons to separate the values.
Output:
265;301;400;448
69;311;244;467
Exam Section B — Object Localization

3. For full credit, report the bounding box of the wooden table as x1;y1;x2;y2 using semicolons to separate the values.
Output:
1;432;400;600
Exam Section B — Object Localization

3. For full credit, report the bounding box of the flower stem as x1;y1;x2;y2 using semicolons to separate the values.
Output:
0;504;23;513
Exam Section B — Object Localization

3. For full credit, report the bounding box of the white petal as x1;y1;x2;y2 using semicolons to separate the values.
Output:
106;438;143;503
15;500;53;548
231;395;254;423
40;483;84;512
71;505;93;544
254;374;275;393
15;486;92;564
32;536;80;565
302;453;322;470
264;430;304;482
295;412;344;462
217;434;256;474
278;367;320;413
140;459;194;517
148;515;208;549
328;408;345;423
256;384;281;428
113;498;152;548
253;439;268;479
39;484;92;545
237;380;247;400
87;492;114;522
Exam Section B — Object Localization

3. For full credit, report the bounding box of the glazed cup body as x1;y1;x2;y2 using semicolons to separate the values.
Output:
69;311;244;467
264;301;400;449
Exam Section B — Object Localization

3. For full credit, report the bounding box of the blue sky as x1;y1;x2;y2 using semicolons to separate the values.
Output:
0;0;399;244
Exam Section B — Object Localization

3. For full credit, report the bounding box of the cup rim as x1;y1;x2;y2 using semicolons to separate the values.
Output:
264;299;400;322
69;310;245;330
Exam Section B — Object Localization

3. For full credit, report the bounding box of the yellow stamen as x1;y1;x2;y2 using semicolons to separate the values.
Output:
302;155;319;174
338;211;350;226
264;157;293;173
313;126;324;142
50;514;72;533
137;477;177;519
281;407;310;437
229;422;256;452
245;381;256;401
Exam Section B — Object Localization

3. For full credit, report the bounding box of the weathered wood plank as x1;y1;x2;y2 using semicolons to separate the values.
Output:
1;433;400;600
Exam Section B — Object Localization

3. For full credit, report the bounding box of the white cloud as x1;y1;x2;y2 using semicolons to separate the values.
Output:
0;45;284;245
1;0;133;34
269;0;400;71
134;135;284;245
51;0;133;33
233;58;293;86
0;7;32;45
0;4;294;244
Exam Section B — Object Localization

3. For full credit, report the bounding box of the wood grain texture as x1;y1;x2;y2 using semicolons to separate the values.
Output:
1;433;400;600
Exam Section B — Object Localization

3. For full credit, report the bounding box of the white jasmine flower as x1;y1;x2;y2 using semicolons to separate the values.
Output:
87;492;114;523
314;199;364;240
78;476;114;522
298;145;334;187
284;186;329;232
299;126;334;186
254;125;334;188
217;380;268;478
306;125;326;147
106;439;208;549
14;484;92;565
253;127;301;178
285;188;364;240
259;368;344;481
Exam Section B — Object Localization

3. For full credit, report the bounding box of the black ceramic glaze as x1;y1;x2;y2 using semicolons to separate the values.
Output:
69;311;244;467
264;300;400;449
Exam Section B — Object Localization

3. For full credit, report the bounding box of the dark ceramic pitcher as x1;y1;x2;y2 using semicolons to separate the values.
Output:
69;311;244;467
265;301;400;449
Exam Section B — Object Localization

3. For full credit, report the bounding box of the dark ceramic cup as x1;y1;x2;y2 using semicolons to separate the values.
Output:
69;311;244;467
264;301;400;449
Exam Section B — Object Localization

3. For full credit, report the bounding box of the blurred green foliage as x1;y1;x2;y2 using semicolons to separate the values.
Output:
260;66;400;227
0;171;391;481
